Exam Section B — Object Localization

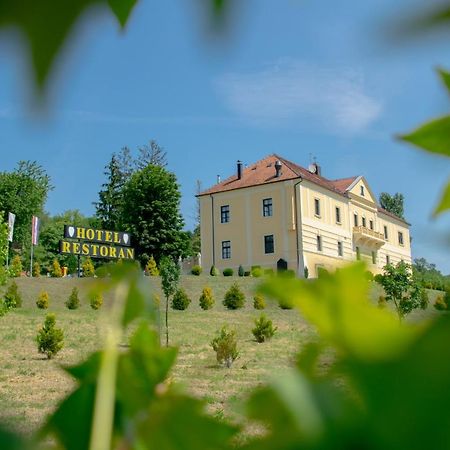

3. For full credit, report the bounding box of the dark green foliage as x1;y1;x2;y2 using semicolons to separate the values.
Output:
252;314;277;343
65;287;80;310
304;266;309;279
251;266;263;277
434;291;450;311
199;287;214;310
379;192;405;219
122;165;189;265
253;294;266;310
374;273;383;284
413;257;448;291
171;288;191;310
191;265;202;276
223;283;245;309
244;271;251;277
0;266;8;286
4;281;22;308
36;313;64;359
223;268;233;277
211;326;239;368
238;265;244;277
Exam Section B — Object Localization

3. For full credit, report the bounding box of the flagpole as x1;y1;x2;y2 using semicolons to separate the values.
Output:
6;241;9;269
30;239;33;278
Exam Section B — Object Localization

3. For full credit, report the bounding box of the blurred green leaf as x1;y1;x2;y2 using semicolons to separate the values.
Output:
0;0;138;92
398;116;450;157
433;180;450;216
0;427;29;450
260;264;417;361
438;67;450;94
108;0;137;27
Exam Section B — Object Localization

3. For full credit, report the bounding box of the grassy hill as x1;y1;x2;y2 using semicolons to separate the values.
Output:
0;274;442;435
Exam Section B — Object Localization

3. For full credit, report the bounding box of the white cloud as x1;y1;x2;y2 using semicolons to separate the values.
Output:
215;60;383;134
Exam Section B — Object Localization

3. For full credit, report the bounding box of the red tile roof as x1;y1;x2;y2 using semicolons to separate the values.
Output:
198;154;408;225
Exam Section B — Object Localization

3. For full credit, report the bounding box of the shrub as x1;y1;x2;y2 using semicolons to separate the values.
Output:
171;288;191;310
145;256;159;276
434;292;449;311
4;281;22;308
191;265;202;276
90;292;103;310
365;271;374;281
244;271;251;277
10;255;22;277
253;294;266;310
210;265;219;276
36;291;49;309
252;314;277;343
65;287;80;310
420;288;429;310
223;268;233;277
82;258;95;277
0;299;8;317
264;268;275;276
211;326;239;368
278;297;294;309
238;265;244;277
199;287;215;310
251;266;263;278
223;283;245;310
378;296;387;309
51;259;63;278
0;266;8;286
304;266;309;279
374;274;383;284
32;261;41;277
285;269;296;278
36;313;64;359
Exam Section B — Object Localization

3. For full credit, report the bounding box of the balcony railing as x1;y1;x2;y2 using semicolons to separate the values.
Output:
353;226;385;247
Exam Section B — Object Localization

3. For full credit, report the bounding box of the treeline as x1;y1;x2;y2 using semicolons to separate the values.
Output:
412;257;450;291
0;141;200;277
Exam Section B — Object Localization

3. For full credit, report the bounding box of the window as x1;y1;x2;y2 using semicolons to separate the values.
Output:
360;185;365;196
398;231;404;246
356;246;361;260
264;235;274;254
384;225;388;240
335;207;341;224
337;241;343;257
316;235;322;252
369;220;374;230
221;241;231;259
371;251;376;264
220;205;230;223
354;213;358;227
386;254;390;265
362;216;366;228
263;198;273;217
314;198;321;217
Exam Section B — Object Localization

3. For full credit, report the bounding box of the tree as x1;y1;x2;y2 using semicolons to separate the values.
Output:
122;165;188;265
0;161;52;250
379;192;405;219
412;257;447;291
36;313;64;359
159;257;180;346
377;261;426;321
136;140;167;169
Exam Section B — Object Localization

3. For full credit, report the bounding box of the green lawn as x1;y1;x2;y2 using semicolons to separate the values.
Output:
0;274;442;436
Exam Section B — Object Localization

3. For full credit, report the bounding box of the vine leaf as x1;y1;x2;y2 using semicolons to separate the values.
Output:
438;68;450;95
108;0;137;28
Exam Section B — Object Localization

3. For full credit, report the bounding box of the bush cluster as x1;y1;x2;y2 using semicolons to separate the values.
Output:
65;287;80;310
223;283;245;310
199;287;214;310
171;288;191;310
191;265;202;276
252;314;277;343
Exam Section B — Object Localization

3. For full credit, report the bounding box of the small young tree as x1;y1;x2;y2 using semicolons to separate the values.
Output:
159;256;180;346
36;313;64;359
90;292;103;310
82;258;95;277
145;256;159;276
210;265;219;276
171;288;191;310
36;291;49;309
51;259;63;278
253;294;266;310
199;287;215;310
211;326;239;368
252;314;277;343
32;261;41;277
378;261;426;321
238;265;245;277
10;255;22;277
4;281;22;308
65;287;80;310
223;283;245;310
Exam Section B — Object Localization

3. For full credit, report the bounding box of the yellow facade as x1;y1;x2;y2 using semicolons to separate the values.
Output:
199;156;412;277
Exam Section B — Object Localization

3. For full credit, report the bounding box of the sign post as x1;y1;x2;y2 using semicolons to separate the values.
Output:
30;216;40;277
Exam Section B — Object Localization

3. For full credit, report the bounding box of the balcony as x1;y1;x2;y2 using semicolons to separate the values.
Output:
353;226;385;248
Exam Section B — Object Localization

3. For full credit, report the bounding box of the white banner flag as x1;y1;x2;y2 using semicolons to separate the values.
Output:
8;212;15;242
31;216;40;246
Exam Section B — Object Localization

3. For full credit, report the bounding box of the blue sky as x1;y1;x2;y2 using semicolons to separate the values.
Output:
0;0;449;273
